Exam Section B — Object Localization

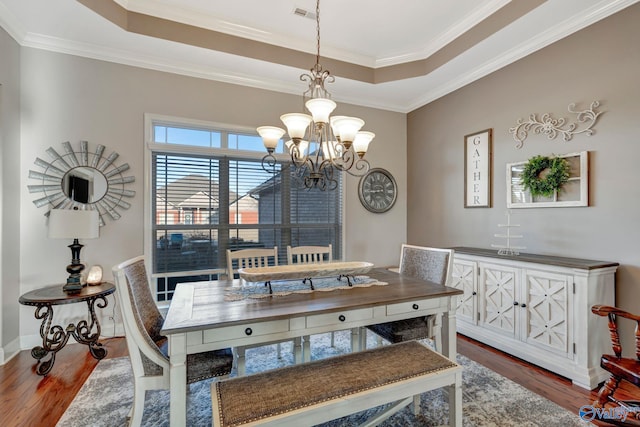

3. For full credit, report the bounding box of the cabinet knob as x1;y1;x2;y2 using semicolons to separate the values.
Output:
338;315;346;322
472;291;477;296
513;301;519;306
521;303;527;308
412;304;419;310
244;327;253;336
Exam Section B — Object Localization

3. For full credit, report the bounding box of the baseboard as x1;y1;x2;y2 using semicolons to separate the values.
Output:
0;336;21;365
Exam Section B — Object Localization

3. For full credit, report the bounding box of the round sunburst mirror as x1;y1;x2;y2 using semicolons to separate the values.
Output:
28;140;136;226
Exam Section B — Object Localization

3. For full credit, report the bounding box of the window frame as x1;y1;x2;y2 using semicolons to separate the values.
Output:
143;113;345;304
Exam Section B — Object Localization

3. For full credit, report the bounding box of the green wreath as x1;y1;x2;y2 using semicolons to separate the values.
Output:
521;155;570;197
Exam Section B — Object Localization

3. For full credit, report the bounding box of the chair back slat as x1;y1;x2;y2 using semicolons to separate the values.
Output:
287;245;333;265
226;247;278;278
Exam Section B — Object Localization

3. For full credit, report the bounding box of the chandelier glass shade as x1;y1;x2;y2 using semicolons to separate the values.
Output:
258;0;374;191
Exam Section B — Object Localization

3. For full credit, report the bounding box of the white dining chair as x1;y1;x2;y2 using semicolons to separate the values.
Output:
113;256;233;426
226;247;279;279
226;247;301;373
366;244;454;351
287;245;342;351
364;244;453;413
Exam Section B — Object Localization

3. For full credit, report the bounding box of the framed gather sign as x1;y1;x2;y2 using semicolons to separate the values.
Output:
464;128;492;208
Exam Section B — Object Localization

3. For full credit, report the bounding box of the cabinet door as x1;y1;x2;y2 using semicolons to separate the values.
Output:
451;259;477;325
479;263;518;338
521;269;572;358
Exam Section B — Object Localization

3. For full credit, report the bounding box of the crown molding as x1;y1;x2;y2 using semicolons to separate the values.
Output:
375;0;510;68
0;1;25;43
22;31;307;95
109;0;375;67
3;0;638;114
406;0;640;112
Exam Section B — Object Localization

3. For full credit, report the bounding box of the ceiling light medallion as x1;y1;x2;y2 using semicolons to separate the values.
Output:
258;0;374;191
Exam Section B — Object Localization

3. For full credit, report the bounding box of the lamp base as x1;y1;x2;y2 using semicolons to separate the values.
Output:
63;279;83;294
64;240;86;294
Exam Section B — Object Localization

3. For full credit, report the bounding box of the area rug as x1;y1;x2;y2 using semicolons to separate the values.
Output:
56;331;584;426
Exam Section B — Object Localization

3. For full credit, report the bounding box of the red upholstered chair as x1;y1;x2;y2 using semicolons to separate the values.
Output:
591;305;640;422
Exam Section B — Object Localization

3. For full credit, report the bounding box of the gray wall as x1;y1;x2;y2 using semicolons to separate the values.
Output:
0;26;21;359
6;47;405;354
407;4;640;353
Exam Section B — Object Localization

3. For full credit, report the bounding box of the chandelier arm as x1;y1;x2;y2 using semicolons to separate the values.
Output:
290;144;308;167
261;153;278;174
346;158;371;176
324;166;339;191
332;146;357;171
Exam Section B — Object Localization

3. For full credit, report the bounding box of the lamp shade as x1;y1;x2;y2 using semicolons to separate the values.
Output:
49;209;100;239
330;115;346;139
305;98;336;124
257;126;285;151
331;116;365;143
280;113;312;140
353;131;375;156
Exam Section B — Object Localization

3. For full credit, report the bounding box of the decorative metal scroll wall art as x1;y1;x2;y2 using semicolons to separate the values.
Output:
28;141;135;226
509;101;603;149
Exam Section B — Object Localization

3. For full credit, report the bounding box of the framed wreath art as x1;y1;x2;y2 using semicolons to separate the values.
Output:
520;155;570;197
506;151;589;208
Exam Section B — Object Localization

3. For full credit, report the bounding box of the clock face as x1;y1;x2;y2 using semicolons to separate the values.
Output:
358;168;397;213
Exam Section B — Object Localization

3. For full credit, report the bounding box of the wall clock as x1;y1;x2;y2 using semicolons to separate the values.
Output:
358;168;397;213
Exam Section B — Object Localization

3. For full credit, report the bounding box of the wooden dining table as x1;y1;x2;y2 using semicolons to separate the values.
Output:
161;267;463;426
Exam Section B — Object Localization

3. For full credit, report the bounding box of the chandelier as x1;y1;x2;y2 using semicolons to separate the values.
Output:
257;0;374;191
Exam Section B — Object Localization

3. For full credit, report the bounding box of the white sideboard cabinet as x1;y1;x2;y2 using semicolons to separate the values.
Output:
450;247;618;389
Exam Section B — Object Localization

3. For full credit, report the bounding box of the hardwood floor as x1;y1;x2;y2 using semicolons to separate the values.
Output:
0;337;127;427
0;334;633;427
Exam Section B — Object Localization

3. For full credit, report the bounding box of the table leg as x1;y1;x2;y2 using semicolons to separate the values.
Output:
302;335;311;363
441;296;458;359
169;333;188;427
69;295;109;359
30;295;109;376
293;336;304;363
31;304;73;375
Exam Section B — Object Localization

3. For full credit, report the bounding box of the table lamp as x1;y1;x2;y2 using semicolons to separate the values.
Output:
48;208;100;293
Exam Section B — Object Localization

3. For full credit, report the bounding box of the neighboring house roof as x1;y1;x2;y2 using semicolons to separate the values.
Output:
157;174;221;206
157;173;259;210
179;191;219;209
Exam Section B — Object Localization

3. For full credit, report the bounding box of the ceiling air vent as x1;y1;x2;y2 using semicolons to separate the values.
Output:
293;7;316;20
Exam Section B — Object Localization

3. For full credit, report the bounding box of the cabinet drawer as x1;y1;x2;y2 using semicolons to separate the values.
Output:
203;319;289;342
306;308;373;328
387;298;442;316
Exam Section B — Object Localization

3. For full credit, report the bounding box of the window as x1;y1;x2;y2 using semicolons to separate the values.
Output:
148;117;342;301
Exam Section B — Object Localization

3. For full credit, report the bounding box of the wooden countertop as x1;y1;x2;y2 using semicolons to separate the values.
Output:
451;246;619;270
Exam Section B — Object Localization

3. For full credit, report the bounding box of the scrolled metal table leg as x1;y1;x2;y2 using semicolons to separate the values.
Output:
31;304;71;376
69;295;109;360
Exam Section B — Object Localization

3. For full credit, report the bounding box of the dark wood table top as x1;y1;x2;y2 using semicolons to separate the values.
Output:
162;268;462;335
19;282;115;306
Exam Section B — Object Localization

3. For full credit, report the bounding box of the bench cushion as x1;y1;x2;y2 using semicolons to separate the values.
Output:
213;340;457;427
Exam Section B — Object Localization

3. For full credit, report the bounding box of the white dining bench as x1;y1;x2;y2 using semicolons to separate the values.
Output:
212;340;462;427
